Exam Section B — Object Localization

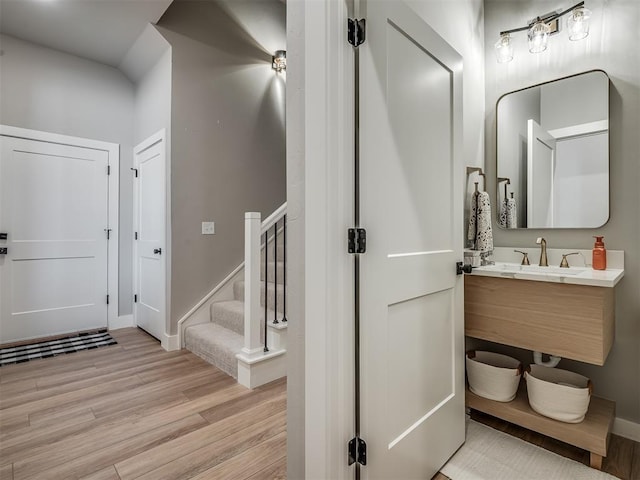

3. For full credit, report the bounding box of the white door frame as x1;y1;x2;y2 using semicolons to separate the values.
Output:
132;129;171;350
286;1;355;478
0;124;120;331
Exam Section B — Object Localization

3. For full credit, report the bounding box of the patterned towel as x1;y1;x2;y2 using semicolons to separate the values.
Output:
498;198;508;228
467;191;494;252
506;197;518;229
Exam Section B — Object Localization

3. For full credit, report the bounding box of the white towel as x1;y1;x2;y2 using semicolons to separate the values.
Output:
506;197;517;229
467;191;494;252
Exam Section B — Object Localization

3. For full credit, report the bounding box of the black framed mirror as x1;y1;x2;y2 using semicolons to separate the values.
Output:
496;70;609;229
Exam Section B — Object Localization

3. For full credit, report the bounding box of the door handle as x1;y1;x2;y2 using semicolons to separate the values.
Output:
154;248;162;255
0;233;7;240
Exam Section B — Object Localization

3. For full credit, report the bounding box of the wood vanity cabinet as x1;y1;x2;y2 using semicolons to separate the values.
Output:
464;275;617;470
464;275;614;366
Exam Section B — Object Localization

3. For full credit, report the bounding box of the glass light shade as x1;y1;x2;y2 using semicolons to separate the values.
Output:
495;34;514;63
567;7;592;41
528;21;551;53
272;50;286;72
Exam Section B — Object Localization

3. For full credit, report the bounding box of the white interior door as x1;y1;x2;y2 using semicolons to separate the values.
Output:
133;132;166;342
0;136;109;343
527;119;556;228
359;2;465;477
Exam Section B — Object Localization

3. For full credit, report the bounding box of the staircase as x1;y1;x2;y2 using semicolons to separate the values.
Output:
183;207;287;388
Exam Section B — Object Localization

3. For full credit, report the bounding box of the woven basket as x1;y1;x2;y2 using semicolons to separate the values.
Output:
466;351;522;402
525;365;592;423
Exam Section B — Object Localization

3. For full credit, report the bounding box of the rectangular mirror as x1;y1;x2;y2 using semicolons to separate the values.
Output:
496;70;609;229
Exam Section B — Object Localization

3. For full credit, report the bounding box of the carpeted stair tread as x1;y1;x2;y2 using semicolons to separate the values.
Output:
184;323;243;379
210;299;283;335
233;280;285;313
260;261;285;284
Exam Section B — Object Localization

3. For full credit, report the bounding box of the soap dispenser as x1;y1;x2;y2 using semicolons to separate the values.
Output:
592;236;607;270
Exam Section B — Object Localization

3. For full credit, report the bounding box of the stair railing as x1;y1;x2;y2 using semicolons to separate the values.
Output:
242;203;286;356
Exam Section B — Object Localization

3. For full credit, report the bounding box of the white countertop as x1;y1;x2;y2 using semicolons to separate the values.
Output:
469;247;624;288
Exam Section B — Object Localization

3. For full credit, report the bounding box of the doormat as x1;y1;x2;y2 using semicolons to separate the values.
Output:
0;329;117;367
441;420;617;480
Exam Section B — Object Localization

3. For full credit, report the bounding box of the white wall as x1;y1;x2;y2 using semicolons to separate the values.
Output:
484;0;640;424
0;34;135;316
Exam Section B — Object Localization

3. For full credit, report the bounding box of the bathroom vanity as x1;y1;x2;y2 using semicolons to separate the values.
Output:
464;248;624;469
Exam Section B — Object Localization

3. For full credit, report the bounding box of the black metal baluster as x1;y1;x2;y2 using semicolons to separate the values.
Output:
282;215;287;323
264;230;269;352
273;220;279;324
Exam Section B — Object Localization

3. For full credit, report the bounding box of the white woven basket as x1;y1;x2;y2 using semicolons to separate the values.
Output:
466;351;522;402
525;365;592;423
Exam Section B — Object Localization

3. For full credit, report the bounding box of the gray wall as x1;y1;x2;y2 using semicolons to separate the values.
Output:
483;0;640;423
156;0;286;332
134;46;172;146
0;34;135;316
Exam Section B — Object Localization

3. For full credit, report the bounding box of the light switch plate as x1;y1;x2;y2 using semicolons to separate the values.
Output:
202;222;215;235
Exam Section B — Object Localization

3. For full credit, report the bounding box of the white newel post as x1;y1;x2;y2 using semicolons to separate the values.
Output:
243;212;263;355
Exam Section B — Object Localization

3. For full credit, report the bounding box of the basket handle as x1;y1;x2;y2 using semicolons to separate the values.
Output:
466;350;476;359
588;379;594;395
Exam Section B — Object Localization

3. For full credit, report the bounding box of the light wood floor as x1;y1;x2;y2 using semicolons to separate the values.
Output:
433;410;640;480
0;328;286;480
2;328;638;479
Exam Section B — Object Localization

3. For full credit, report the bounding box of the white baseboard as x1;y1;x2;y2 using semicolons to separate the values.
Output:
162;333;180;352
110;315;134;330
612;417;640;442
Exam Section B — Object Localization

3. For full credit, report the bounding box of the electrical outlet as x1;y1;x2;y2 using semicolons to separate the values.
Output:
202;222;215;235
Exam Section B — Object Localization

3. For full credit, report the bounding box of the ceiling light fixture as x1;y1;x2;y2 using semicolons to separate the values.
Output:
495;1;592;63
272;50;286;73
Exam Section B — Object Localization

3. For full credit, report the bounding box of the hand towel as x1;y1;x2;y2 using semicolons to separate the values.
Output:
506;196;518;229
498;198;508;228
467;192;494;252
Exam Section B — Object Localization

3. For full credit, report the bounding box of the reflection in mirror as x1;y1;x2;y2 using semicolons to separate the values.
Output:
496;70;609;229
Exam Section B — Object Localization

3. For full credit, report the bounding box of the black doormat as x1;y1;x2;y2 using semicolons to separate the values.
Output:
0;329;117;367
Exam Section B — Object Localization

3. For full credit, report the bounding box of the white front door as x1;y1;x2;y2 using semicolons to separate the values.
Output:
133;132;166;342
0;136;109;343
359;2;465;477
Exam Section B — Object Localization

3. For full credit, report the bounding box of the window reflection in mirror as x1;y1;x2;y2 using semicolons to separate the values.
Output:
496;70;609;229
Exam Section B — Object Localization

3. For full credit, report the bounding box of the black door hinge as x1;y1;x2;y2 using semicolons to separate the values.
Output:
348;437;367;466
104;228;112;240
456;261;473;275
130;167;138;178
106;295;110;305
134;294;138;303
107;165;111;175
134;232;138;240
348;228;366;254
348;18;366;47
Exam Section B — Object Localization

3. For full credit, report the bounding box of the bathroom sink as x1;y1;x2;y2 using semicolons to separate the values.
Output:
471;261;624;287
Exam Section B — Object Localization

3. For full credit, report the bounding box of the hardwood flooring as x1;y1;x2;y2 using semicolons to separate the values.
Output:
0;328;286;480
2;328;638;479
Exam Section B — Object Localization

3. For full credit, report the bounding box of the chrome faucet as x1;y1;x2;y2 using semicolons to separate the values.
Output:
536;237;548;266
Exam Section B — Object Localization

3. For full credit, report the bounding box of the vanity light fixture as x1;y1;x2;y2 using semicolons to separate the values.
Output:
495;33;514;63
495;1;592;62
272;50;286;73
